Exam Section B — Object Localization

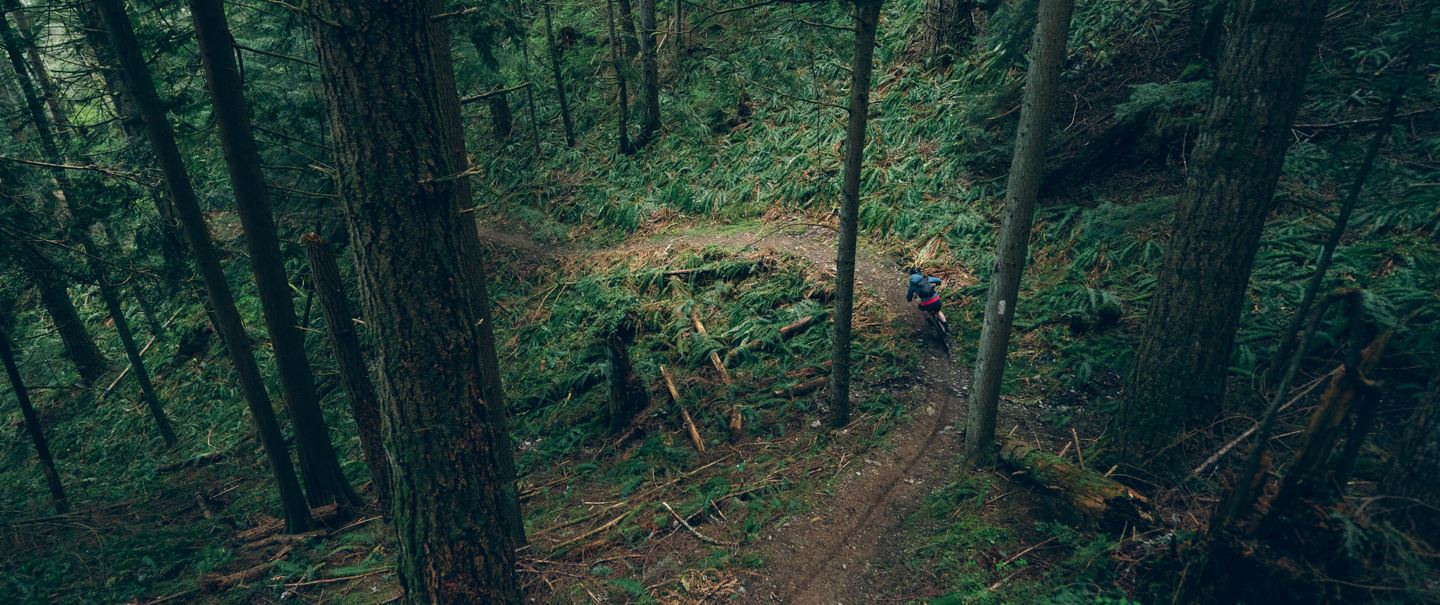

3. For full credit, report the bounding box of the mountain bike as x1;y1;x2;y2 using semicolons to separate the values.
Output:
921;307;951;356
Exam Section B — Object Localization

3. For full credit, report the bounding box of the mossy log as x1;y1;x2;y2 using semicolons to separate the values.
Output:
998;437;1153;530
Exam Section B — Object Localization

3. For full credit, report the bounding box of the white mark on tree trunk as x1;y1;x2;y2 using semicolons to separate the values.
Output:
998;299;1008;317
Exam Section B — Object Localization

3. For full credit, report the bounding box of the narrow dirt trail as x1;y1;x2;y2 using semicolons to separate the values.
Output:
613;225;973;604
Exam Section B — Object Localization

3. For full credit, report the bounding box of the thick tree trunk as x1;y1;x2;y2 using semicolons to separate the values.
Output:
606;0;634;154
24;255;110;384
93;0;313;533
828;0;882;428
542;1;575;147
190;0;360;511
636;0;660;146
964;0;1073;466
307;0;522;600
0;323;68;513
301;233;392;514
1115;0;1329;465
922;0;978;65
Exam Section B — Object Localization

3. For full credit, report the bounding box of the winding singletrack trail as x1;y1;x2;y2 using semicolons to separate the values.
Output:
613;225;973;604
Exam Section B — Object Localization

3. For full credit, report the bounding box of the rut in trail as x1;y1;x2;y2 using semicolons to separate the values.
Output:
622;225;973;604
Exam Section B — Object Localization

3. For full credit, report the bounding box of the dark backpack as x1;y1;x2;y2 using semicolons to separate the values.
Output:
914;276;936;298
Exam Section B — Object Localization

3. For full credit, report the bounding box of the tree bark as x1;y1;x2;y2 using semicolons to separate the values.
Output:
0;322;68;513
636;0;660;146
97;269;176;446
93;0;313;533
541;0;575;147
190;0;360;511
828;0;882;428
617;0;640;58
1115;0;1330;465
606;316;649;433
963;0;1073;466
307;0;522;600
301;233;392;515
605;0;634;154
922;0;978;65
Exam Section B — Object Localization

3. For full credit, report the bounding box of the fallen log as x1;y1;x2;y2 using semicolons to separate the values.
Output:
998;437;1153;531
778;314;820;338
774;377;827;398
691;309;741;442
659;364;706;452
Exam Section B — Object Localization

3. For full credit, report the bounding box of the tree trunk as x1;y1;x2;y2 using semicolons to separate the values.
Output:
190;0;360;511
94;0;313;533
606;316;649;433
0;322;68;513
74;1;190;288
617;0;640;58
1115;0;1330;465
22;253;110;384
97;271;176;446
301;233;392;515
513;0;543;158
922;0;978;66
8;3;67;143
605;0;634;154
636;0;660;146
307;0;522;600
828;0;882;428
963;0;1073;467
542;0;575;147
999;438;1152;530
466;17;514;140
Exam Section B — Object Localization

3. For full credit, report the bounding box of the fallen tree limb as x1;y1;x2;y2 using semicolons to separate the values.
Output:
202;544;294;591
774;376;827;398
660;364;706;452
998;437;1153;531
691;308;741;442
663;501;735;546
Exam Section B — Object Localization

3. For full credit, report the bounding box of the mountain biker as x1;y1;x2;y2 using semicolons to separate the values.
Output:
907;270;948;328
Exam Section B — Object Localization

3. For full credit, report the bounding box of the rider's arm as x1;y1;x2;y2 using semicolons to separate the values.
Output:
929;277;942;289
905;282;917;301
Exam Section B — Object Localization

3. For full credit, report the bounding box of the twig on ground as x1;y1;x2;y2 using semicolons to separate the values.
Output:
663;502;735;546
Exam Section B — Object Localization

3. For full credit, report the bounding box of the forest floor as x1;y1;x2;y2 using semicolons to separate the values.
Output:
519;221;1066;604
